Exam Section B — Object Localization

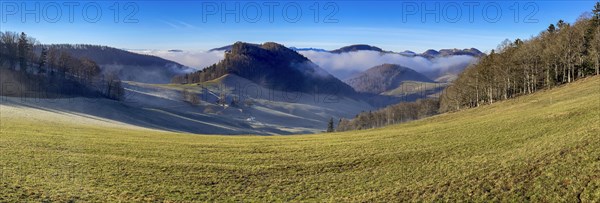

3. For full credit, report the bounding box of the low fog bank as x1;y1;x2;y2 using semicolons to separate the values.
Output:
299;50;478;80
132;50;226;70
133;49;478;82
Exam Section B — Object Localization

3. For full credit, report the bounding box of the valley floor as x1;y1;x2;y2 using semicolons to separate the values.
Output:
0;76;599;201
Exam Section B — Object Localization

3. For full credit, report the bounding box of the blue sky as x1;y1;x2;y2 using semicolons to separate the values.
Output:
1;0;597;52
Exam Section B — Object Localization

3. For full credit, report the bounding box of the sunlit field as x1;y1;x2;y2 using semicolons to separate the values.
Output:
1;76;598;202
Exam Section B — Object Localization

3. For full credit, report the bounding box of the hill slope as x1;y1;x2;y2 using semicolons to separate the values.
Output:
345;63;435;94
1;76;599;201
330;44;386;53
43;44;190;83
177;42;356;95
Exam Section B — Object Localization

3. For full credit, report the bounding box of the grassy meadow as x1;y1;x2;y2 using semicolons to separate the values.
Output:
0;76;599;202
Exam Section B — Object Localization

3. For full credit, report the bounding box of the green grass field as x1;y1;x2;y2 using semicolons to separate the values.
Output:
1;76;599;202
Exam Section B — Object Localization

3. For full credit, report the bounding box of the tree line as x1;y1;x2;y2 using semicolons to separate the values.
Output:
333;2;600;132
336;98;439;132
440;3;600;112
0;31;124;100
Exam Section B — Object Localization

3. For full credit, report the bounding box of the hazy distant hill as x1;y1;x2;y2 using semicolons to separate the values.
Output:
436;48;484;57
211;45;328;53
212;43;484;58
328;44;483;58
422;49;441;57
289;47;328;52
209;45;233;52
208;43;262;52
207;43;482;84
175;42;356;95
344;64;434;94
330;44;386;53
43;44;190;83
212;44;386;54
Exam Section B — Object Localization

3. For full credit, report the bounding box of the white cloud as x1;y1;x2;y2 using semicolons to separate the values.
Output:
131;50;225;70
130;49;477;80
298;50;477;79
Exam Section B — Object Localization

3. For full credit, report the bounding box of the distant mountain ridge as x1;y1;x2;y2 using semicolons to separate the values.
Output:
211;45;329;53
344;64;434;94
329;44;484;57
206;43;482;84
174;42;356;95
330;44;387;53
436;48;484;57
210;43;484;58
289;47;328;52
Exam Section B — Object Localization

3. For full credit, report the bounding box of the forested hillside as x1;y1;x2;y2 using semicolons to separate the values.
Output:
0;31;124;99
336;3;600;131
39;44;189;83
344;64;434;94
336;98;439;131
441;4;600;111
172;42;356;95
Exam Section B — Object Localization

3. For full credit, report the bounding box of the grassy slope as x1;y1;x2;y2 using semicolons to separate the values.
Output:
1;76;599;202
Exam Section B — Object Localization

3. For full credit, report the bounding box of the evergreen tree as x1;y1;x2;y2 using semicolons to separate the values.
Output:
38;47;48;73
593;2;600;26
326;118;335;133
547;24;556;33
17;32;28;70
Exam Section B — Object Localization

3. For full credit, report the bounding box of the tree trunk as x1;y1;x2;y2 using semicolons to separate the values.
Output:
546;65;551;87
596;54;600;75
475;76;479;107
488;88;493;104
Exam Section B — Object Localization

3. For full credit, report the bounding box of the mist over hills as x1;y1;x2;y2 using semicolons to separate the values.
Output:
208;43;483;57
41;44;191;83
300;50;480;81
201;43;482;81
209;44;235;52
173;42;357;95
289;47;328;52
211;44;328;53
324;44;483;58
344;64;434;94
436;48;484;58
49;41;481;100
2;2;599;201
